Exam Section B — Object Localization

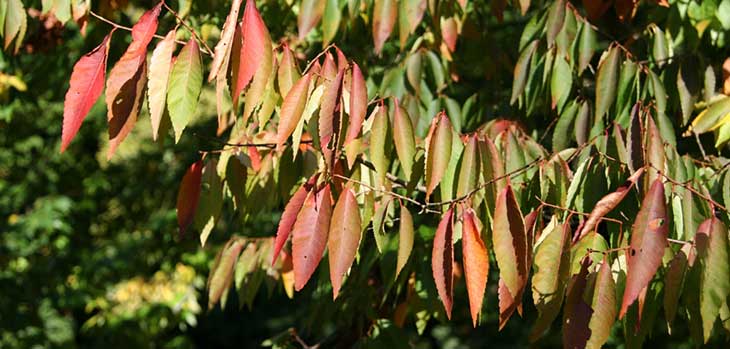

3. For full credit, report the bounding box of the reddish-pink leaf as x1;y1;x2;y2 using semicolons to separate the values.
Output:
328;188;362;299
271;174;318;265
105;3;161;158
463;208;489;327
563;256;593;348
232;0;269;107
441;16;458;52
345;63;367;145
276;72;312;151
208;0;244;82
292;184;333;291
372;0;397;54
298;0;325;40
432;207;455;318
319;67;345;165
619;178;668;318
577;168;644;240
177;160;203;237
61;32;112;153
320;52;337;82
335;47;348;71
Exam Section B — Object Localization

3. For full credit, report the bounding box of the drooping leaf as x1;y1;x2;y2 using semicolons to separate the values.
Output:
276;73;312;151
677;60;700;126
322;0;342;46
425;113;453;198
177;160;203;237
319;67;345;163
619;179;668;318
586;257;617;349
208;0;243;82
208;239;244;309
393;98;416;178
551;54;572;111
292;184;332;291
370;104;390;184
298;0;325;39
492;185;527;325
577;168;644;239
456;135;479;200
696;218;730;342
462;208;488;327
511;40;538;105
61;32;112;152
167;39;203;143
272;174;317;265
372;0;397;55
3;0;25;50
328;188;362;299
148;30;176;141
432;207;454;319
664;244;690;333
400;0;426;40
277;43;300;97
562;257;593;349
395;202;414;280
595;44;620;121
233;0;271;109
545;0;565;48
441;16;458;53
345;62;367;145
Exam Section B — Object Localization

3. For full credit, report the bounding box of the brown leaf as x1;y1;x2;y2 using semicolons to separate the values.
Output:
577;168;644;240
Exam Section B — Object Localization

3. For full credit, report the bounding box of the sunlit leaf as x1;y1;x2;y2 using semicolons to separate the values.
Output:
328;188;362;299
292;184;332;291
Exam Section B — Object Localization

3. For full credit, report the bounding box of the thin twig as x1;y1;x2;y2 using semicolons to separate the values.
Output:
650;163;730;214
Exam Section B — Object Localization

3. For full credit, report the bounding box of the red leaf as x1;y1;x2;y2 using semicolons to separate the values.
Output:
272;174;318;265
292;184;333;291
328;188;362;299
577;168;644;240
432;207;455;318
619;178;668;318
177;160;203;237
61;32;112;152
232;0;269;107
441;16;458;52
105;3;162;158
345;63;367;145
276;73;312;151
463;208;488;327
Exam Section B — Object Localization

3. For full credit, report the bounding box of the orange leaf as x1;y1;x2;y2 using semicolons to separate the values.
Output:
61;31;112;152
177;160;203;237
272;174;318;265
463;208;488;327
328;188;362;299
276;72;312;151
345;63;367;145
619;179;668;318
432;207;455;318
292;184;333;291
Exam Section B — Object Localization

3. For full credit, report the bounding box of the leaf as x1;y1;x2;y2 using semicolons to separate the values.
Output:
328;188;362;299
696;218;730;342
298;0;325;39
552;100;578;152
492;185;527;324
61;32;112;152
208;239;244;309
545;0;565;48
577;168;644;239
272;174;317;265
425;113;453;198
345;63;367;145
551;54;572;111
405;52;422;94
586;258;617;349
319;67;344;161
322;0;341;45
168;39;203;143
690;96;730;134
292;184;332;291
401;0;426;38
395;203;414;280
177;160;203;237
595;45;620;121
432;207;454;319
510;40;538;105
562;257;593;349
456;135;479;199
277;44;300;97
462;208;489;327
195;160;223;246
678;60;700;126
208;0;243;82
664;244;690;333
393;98;416;178
370;104;390;184
627;105;644;173
529;218;570;341
372;0;397;54
372;194;393;253
3;0;25;50
276;73;312;151
619;179;668;319
233;0;271;109
441;16;458;53
148;30;176;141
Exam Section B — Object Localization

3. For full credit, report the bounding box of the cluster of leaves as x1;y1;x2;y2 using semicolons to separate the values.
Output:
9;0;730;347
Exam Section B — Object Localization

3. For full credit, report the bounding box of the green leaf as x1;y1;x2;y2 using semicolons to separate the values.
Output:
511;40;539;105
552;100;578;151
195;160;223;247
678;60;700;126
393;99;416;178
550;54;572;111
370;104;390;184
690;95;730;134
168;39;203;143
425;113;453;198
595;45;620;122
322;0;342;46
578;19;597;74
586;257;617;349
395;203;414;280
696;218;730;342
664;244;690;334
545;0;565;48
455;135;479;200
